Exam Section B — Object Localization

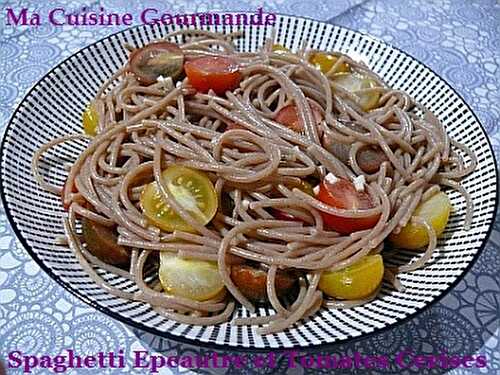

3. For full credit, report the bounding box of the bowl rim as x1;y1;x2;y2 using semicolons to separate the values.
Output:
0;12;498;353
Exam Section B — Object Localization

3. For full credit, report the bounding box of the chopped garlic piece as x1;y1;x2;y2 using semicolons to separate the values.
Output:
325;172;338;185
241;199;250;210
353;175;366;192
313;185;320;195
157;75;174;90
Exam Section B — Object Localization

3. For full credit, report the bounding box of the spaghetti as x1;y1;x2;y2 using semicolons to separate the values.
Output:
32;30;476;335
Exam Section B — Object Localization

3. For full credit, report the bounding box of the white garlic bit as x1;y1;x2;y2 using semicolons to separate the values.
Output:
353;175;366;192
325;172;339;185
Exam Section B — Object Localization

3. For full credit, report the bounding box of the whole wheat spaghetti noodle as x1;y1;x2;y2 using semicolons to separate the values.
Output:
33;29;476;335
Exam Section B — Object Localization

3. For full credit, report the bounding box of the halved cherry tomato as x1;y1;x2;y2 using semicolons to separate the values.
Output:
128;42;184;85
332;73;380;111
309;52;350;75
317;177;380;234
389;192;452;250
184;56;242;95
82;218;130;266
82;104;99;136
140;166;218;232
358;77;380;111
319;254;384;299
357;146;389;174
159;253;224;301
230;264;297;302
274;101;322;132
322;139;388;174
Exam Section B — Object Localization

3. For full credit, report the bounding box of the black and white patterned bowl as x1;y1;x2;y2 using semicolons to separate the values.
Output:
1;15;498;350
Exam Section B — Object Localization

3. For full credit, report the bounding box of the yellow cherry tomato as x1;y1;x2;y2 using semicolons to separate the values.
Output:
359;78;380;111
272;44;290;53
389;192;452;250
159;252;224;301
140;166;218;232
309;52;350;75
82;104;99;136
319;254;384;300
292;179;315;196
332;73;380;111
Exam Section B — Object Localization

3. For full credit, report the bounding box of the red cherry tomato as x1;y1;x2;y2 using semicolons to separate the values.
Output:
274;101;322;132
184;56;242;95
317;178;380;234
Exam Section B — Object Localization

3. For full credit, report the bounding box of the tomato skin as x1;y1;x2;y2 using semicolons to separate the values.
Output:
82;104;99;136
319;254;384;299
357;146;388;174
389;192;452;250
230;265;297;302
82;218;130;266
274;101;322;132
272;209;304;222
317;178;380;234
184;56;242;95
128;42;184;85
309;52;350;75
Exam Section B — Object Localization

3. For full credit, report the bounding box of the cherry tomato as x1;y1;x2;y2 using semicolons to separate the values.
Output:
332;73;380;111
319;254;384;299
82;218;130;266
358;77;380;111
230;264;297;302
274;101;322;132
184;56;242;95
140;166;218;232
128;42;184;85
389;192;452;250
159;253;224;301
309;52;350;75
357;146;389;174
317;177;380;234
82;104;99;136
